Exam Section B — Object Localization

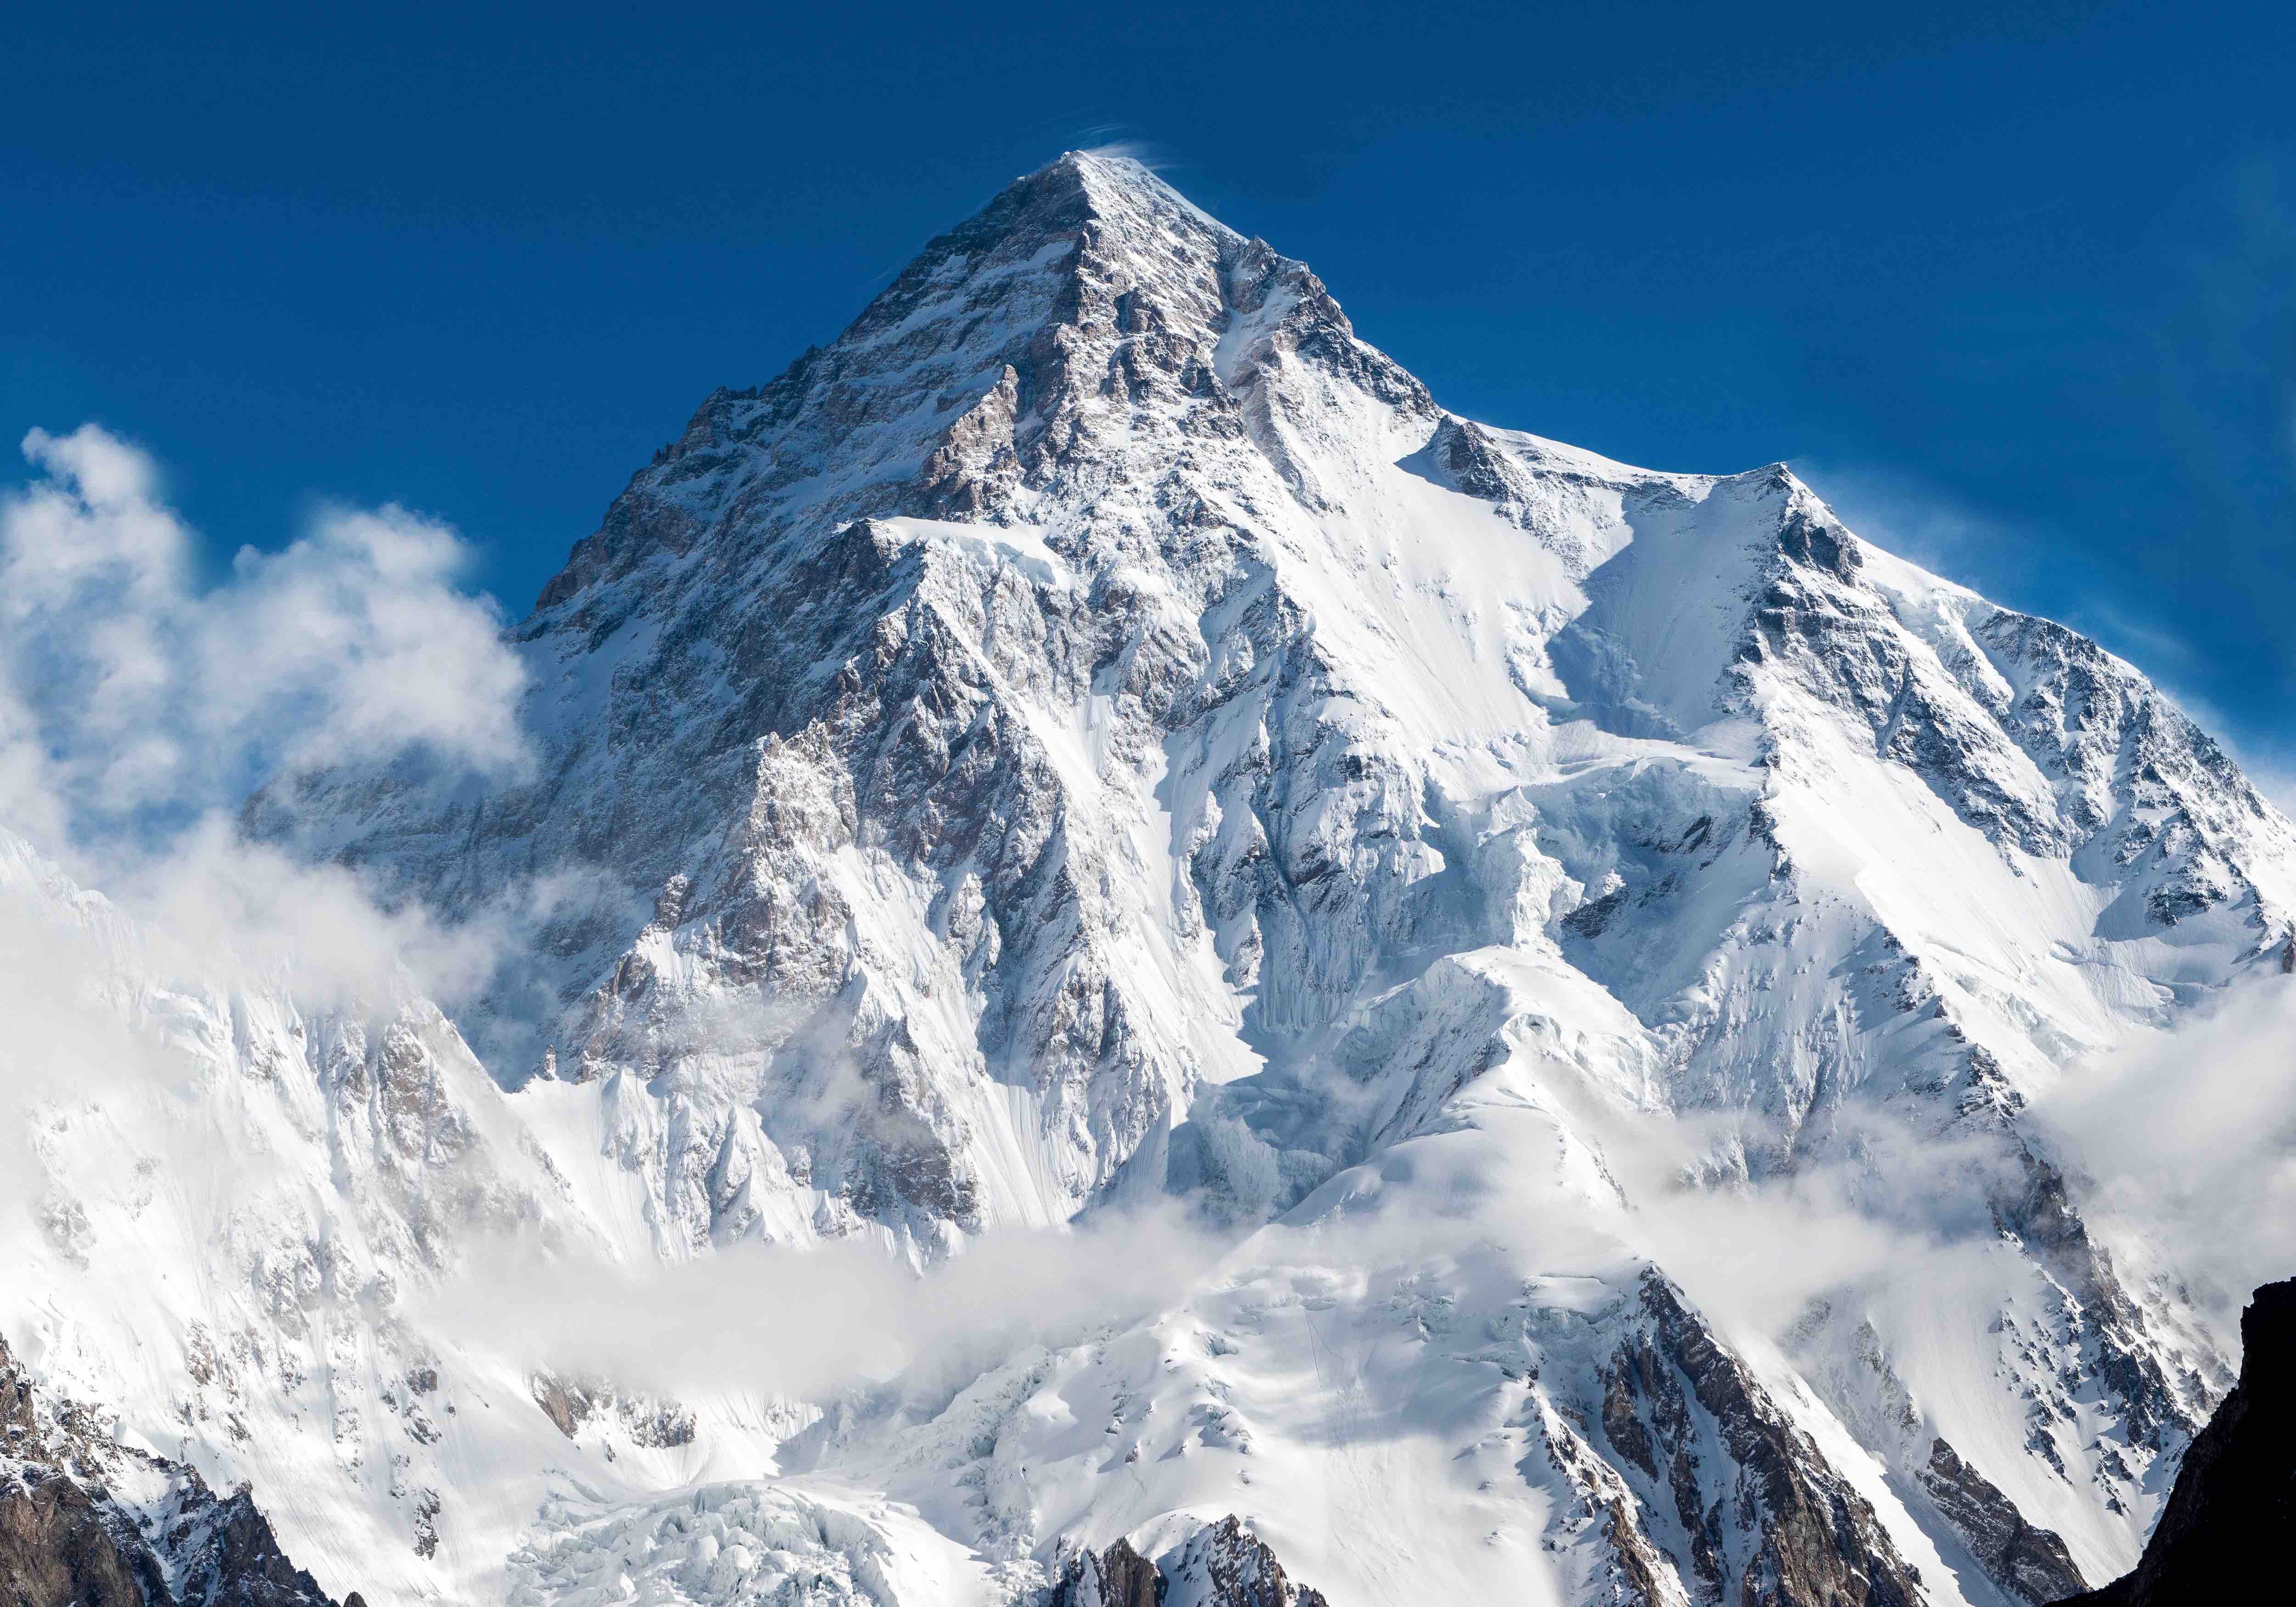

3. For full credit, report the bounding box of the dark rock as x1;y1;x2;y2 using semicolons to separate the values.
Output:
164;1479;343;1607
1163;1516;1328;1607
1046;1517;1326;1607
0;1468;169;1607
1920;1436;2086;1603
1047;1535;1165;1607
0;1333;338;1607
1628;1274;1926;1607
2053;1278;2296;1605
529;1371;601;1438
529;1371;694;1450
1990;1148;2200;1458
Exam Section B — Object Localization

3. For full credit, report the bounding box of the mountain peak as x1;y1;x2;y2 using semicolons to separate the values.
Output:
1041;144;1208;199
841;145;1253;356
981;146;1240;244
524;149;1402;609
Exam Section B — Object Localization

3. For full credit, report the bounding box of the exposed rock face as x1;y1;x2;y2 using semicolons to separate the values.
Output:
2054;1279;2296;1606
1602;1276;1925;1607
1159;1517;1328;1607
158;1484;350;1607
1920;1438;2086;1604
1046;1535;1165;1607
528;1370;696;1449
0;1469;170;1607
0;1335;337;1607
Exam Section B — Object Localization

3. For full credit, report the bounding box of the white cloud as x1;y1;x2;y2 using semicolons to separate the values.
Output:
204;502;530;777
419;1202;1229;1402
2032;974;2296;1330
0;423;529;843
0;421;547;1051
116;816;512;1009
0;423;549;1247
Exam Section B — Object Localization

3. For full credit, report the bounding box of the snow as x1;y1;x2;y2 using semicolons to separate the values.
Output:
509;1478;1003;1607
878;516;1069;591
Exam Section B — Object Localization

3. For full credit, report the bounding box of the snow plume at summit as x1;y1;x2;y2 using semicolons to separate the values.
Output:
7;151;2296;1607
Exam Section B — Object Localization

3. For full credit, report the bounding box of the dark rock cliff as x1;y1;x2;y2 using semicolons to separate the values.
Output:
2053;1278;2296;1606
1919;1436;2087;1604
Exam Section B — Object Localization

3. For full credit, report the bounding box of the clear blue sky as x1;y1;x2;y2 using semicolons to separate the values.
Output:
8;2;2293;770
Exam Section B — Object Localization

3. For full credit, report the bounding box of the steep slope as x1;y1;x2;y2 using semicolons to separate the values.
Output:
12;151;2293;1605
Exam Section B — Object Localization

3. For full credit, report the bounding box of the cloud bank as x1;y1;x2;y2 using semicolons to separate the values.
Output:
2034;975;2296;1334
0;423;528;847
420;1204;1231;1404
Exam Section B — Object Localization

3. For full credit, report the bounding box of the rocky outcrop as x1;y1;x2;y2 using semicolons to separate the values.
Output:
1612;1276;1926;1607
1045;1519;1328;1607
0;1468;169;1607
1920;1437;2086;1604
1046;1535;1164;1607
0;1334;338;1607
2054;1278;2296;1606
529;1370;696;1449
1170;1517;1325;1607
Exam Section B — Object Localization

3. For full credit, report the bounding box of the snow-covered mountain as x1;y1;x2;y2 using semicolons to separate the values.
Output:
12;150;2296;1607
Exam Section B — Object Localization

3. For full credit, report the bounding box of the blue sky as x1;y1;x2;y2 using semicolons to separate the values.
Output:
7;1;2293;770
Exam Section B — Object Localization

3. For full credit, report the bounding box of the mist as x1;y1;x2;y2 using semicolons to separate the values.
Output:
417;1203;1234;1405
2034;972;2296;1335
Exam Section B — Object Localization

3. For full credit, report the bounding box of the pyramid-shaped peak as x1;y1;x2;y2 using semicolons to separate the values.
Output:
916;146;1248;281
824;147;1339;393
529;143;1399;610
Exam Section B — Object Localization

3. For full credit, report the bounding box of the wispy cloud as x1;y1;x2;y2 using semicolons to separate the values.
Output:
0;422;546;1240
1790;459;2024;586
418;1202;1230;1402
0;421;545;1001
2032;974;2296;1332
0;423;530;850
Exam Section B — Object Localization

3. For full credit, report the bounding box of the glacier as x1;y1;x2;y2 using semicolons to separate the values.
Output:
8;149;2296;1606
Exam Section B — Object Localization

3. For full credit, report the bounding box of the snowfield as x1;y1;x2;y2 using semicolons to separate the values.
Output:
8;150;2293;1607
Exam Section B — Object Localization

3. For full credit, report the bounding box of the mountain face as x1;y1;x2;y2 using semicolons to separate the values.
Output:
11;151;2296;1606
2053;1279;2296;1606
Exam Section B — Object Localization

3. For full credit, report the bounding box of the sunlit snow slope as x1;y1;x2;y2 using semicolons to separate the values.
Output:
14;151;2296;1607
